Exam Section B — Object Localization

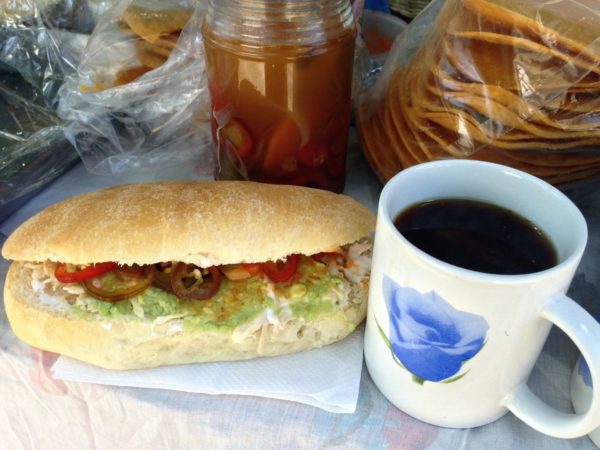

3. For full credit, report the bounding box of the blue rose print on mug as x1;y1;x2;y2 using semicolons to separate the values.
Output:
577;315;599;389
377;276;489;384
578;356;593;388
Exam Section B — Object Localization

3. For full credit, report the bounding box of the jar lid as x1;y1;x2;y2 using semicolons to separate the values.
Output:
203;0;356;52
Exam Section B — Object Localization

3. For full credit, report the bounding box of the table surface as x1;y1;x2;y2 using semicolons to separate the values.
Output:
1;136;598;450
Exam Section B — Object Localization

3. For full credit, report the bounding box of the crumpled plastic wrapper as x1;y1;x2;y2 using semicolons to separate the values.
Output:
0;0;101;221
356;0;600;188
57;0;213;176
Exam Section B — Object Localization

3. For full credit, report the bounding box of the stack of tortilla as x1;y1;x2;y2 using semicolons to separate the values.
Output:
114;4;193;86
357;0;600;185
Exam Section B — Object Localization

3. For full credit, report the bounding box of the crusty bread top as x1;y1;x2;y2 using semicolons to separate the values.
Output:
2;181;375;266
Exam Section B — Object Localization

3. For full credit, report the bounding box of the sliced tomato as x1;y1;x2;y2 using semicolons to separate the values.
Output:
55;262;117;283
171;263;221;300
83;266;152;302
260;254;300;283
220;119;254;160
149;262;174;292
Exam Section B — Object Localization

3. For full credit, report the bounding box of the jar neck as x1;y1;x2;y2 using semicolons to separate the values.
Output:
204;0;355;48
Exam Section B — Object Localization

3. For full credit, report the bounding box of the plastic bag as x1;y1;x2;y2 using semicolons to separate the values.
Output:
57;0;213;176
0;1;96;221
356;0;600;187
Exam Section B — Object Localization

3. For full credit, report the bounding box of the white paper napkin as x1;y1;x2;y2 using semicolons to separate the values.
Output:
52;327;364;413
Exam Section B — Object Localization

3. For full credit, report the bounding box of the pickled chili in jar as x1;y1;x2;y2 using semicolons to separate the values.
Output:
202;0;356;193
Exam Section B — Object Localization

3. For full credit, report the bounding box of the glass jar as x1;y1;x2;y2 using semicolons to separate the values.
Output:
202;0;356;193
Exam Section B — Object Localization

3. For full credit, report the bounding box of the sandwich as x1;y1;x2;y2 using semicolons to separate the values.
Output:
2;181;375;370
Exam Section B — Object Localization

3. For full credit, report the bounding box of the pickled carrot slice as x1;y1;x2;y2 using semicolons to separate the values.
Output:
262;117;302;173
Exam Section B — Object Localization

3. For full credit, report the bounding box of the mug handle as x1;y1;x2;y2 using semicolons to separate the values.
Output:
503;294;600;439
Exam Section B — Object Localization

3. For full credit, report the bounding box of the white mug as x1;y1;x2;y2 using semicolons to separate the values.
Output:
364;160;600;438
571;318;600;446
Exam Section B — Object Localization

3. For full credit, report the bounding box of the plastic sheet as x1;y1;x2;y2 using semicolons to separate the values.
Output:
0;1;92;222
356;0;600;187
57;0;213;176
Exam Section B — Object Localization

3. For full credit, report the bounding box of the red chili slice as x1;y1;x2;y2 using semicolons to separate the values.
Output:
260;254;300;283
171;263;221;300
55;262;117;283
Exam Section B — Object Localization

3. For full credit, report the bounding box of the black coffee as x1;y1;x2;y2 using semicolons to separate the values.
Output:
394;199;558;275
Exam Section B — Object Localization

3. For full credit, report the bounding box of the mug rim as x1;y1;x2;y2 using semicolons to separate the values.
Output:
378;160;588;283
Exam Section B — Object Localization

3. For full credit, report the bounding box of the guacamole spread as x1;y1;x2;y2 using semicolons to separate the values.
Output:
74;258;346;332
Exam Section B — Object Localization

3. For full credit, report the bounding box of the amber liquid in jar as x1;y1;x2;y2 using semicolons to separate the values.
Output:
203;1;356;193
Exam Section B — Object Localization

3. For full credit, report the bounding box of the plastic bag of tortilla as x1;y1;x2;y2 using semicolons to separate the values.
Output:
356;0;600;188
57;0;212;176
